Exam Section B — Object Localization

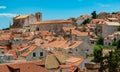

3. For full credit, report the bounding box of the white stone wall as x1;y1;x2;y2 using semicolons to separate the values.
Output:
64;42;93;58
104;39;113;46
30;23;73;33
23;15;37;27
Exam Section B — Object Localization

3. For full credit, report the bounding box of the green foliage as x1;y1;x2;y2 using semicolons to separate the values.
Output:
93;44;117;72
96;36;104;45
2;28;9;30
82;18;91;25
93;45;103;63
93;46;120;72
112;12;118;14
112;38;118;46
107;50;120;72
89;53;94;57
117;39;120;49
91;11;97;19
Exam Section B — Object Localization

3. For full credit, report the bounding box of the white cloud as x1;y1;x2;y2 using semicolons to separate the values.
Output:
97;3;110;7
0;6;7;9
0;13;17;17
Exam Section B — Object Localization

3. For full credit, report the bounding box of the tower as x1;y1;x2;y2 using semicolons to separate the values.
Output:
35;12;42;21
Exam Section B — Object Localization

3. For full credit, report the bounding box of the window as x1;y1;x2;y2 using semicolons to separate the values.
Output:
33;52;36;57
40;52;43;57
76;49;78;52
36;27;39;31
15;69;20;72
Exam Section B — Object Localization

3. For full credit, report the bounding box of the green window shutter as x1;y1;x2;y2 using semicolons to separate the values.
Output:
33;52;36;57
40;52;43;57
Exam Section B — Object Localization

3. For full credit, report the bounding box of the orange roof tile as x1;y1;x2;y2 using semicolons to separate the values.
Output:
0;37;11;40
71;29;90;37
0;46;8;49
43;40;83;50
21;45;37;57
23;35;34;40
12;34;22;38
60;57;84;69
92;19;105;24
0;61;49;72
0;65;10;72
7;50;18;60
32;19;73;25
15;14;31;20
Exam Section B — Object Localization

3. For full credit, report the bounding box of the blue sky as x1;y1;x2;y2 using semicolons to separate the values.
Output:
0;0;120;29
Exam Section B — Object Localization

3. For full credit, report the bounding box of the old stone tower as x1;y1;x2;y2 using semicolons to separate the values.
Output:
35;12;42;21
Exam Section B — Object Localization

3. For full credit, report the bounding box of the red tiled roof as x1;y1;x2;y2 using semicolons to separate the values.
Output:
21;45;37;57
0;65;10;72
12;34;22;38
42;40;83;50
71;29;90;37
0;61;49;72
32;20;73;25
7;50;18;60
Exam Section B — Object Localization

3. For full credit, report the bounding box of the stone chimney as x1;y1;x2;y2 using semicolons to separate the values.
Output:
35;12;42;21
85;62;100;72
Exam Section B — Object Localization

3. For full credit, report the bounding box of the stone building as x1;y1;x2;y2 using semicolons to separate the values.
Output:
18;45;48;61
11;12;42;28
102;21;120;37
30;19;74;34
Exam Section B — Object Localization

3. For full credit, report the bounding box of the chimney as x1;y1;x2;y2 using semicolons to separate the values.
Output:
70;29;72;40
85;62;100;72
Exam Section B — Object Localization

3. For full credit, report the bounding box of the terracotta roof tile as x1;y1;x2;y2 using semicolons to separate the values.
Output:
43;40;83;50
15;14;31;20
0;61;49;72
21;45;37;57
32;20;73;25
12;34;22;38
7;50;18;60
0;65;10;72
71;29;90;37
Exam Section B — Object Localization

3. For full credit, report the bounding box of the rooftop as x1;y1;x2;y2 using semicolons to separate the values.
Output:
105;21;120;26
32;19;73;25
15;14;31;20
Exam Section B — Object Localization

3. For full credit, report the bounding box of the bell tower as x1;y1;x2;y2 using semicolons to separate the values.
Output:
35;12;42;21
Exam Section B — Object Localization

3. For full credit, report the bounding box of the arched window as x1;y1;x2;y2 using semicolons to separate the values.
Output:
36;27;39;31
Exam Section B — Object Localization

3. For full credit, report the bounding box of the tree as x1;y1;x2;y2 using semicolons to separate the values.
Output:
112;38;117;46
107;51;118;72
112;12;118;14
82;18;91;25
93;45;120;72
2;27;9;30
93;45;103;63
96;36;104;45
117;39;120;49
91;11;97;19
